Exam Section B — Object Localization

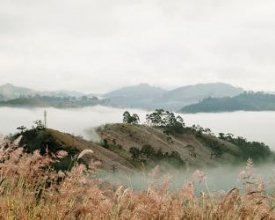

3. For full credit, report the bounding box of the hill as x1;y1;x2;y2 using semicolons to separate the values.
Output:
0;83;36;101
181;92;275;113
6;119;272;173
0;82;245;110
104;82;244;110
96;123;273;169
2;125;275;219
104;83;167;109
12;127;135;172
0;83;87;101
0;95;108;108
162;82;244;110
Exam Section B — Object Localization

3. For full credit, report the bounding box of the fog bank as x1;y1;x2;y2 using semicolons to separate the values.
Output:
0;106;274;150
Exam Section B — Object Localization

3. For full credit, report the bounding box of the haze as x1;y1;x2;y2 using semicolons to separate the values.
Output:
1;0;275;93
1;107;275;151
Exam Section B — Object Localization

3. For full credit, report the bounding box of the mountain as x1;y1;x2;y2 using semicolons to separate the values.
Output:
160;82;244;110
0;95;108;108
0;82;246;110
40;90;85;97
104;82;244;111
181;92;275;113
0;83;37;100
0;83;88;100
0;83;106;107
104;83;167;109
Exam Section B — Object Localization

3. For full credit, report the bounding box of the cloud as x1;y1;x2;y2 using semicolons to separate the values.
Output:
1;0;275;92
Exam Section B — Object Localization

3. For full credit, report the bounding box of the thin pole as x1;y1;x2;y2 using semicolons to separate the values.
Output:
44;110;47;128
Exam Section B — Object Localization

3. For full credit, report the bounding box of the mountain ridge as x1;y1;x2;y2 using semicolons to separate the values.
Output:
1;82;270;111
181;91;275;113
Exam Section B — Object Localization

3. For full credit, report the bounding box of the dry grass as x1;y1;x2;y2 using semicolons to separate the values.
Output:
1;137;275;219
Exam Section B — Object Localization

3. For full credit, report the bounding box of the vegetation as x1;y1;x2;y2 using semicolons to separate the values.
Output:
0;112;275;218
217;132;272;162
129;145;185;168
13;126;80;171
122;111;140;124
119;109;274;165
146;109;185;134
181;91;275;113
1;136;275;219
0;95;108;108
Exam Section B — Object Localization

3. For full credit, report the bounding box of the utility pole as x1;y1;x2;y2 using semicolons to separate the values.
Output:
44;110;47;129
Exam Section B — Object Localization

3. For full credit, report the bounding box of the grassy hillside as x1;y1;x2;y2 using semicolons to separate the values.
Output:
97;123;274;170
9;116;273;175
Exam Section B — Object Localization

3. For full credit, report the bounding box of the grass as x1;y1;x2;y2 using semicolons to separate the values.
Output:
1;136;275;219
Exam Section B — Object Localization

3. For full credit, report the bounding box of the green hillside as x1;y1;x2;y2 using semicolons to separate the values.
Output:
181;92;275;113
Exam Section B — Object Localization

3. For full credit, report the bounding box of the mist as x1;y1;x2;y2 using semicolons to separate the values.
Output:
1;105;275;193
1;106;274;150
95;161;275;195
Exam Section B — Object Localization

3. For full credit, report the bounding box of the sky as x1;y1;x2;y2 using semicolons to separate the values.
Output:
1;0;275;94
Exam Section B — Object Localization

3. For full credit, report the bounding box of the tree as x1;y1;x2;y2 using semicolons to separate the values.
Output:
131;113;140;124
16;125;26;134
34;120;44;130
146;110;163;126
141;144;156;158
123;111;140;124
176;116;185;127
146;109;185;128
123;111;131;123
129;147;140;159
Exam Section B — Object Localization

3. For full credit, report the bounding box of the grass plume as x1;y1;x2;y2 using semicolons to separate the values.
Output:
1;136;275;219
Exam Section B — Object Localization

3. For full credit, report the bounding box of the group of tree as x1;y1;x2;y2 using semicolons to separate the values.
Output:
122;111;140;124
145;109;184;127
122;109;186;134
218;132;271;161
129;144;185;167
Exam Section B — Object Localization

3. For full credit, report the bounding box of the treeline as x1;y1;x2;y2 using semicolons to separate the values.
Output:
217;132;272;161
181;92;275;113
0;95;107;108
123;109;185;134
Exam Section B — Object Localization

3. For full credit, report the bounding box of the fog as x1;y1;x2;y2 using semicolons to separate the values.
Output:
181;111;275;150
1;106;274;150
1;106;275;192
0;106;147;139
96;163;275;194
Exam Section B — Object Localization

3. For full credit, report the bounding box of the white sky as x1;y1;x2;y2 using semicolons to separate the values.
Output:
1;0;275;93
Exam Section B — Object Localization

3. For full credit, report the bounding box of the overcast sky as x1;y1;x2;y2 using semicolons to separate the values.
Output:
1;0;275;93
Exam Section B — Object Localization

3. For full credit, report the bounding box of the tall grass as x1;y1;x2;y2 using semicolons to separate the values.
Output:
1;137;275;219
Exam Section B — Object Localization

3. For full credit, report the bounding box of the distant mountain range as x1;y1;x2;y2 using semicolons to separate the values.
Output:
104;82;244;110
3;82;274;112
181;92;275;113
0;83;87;101
0;83;106;108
